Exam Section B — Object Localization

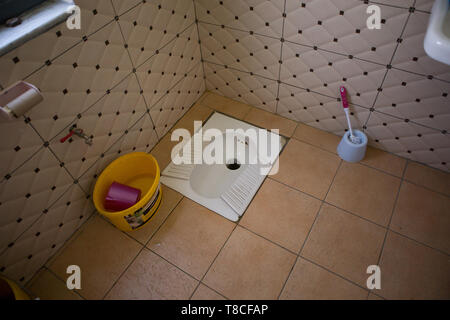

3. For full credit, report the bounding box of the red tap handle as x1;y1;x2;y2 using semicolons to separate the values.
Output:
60;130;74;143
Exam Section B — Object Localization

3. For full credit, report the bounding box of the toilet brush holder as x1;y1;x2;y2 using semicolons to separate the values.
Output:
337;129;368;163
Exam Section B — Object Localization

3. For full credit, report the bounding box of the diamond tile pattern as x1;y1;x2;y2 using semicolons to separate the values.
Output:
1;0;449;290
195;0;450;172
0;0;205;285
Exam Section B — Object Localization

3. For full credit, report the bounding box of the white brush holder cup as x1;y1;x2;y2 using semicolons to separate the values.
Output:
337;130;368;163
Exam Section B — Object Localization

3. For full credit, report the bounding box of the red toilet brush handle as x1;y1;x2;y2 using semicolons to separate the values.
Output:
340;86;349;109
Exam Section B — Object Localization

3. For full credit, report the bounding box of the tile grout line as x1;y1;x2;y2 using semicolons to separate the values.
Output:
197;16;449;85
101;194;184;300
0;182;84;258
203;59;284;87
75;61;203;184
2;143;45;182
20;15;119;86
388;229;450;257
137;188;388;300
145;247;216;295
204;57;447;143
142;196;185;248
298;157;343;248
237;224;299;257
290;135;406;179
267;175;387;229
202;59;448;137
105;193;231;300
192;282;229;301
265;172;450;258
42;266;86;300
202;59;343;103
192;0;208;92
201;16;449;85
41;17;198;152
363;0;416;129
198;9;450;172
134;21;197;71
288;133;450;196
71;111;145;183
19;8;150;155
365;158;410;299
275;0;287;115
165;101;214;137
237;211;385;299
110;0;160;142
24;209;98;296
141;60;206;145
298;255;381;298
197;20;281;42
101;246;147;300
187;223;238;300
277;159;343;299
367;0;416;11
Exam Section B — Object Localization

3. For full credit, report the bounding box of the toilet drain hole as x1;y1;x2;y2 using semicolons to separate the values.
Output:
226;159;241;170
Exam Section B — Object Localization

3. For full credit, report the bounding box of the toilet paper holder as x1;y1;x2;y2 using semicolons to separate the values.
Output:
0;81;43;120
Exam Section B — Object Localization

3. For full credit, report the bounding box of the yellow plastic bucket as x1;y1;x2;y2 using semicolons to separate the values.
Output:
93;152;162;232
0;276;29;300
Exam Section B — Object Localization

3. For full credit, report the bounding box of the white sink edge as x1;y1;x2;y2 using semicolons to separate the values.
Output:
424;0;450;65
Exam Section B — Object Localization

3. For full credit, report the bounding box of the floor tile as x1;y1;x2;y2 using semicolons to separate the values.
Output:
368;293;384;300
127;185;183;244
404;162;450;196
195;91;209;105
244;107;297;137
379;232;450;300
390;182;450;254
201;92;252;120
150;133;180;170
293;124;341;154
240;178;321;253
293;124;406;177
271;139;341;199
279;258;368;300
105;249;198;300
147;198;235;280
302;204;386;286
360;147;407;178
47;215;142;300
203;226;296;300
326;162;401;226
170;103;213;135
191;284;226;300
26;269;82;300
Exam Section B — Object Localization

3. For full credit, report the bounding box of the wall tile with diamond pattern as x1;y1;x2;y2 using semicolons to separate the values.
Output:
0;184;94;284
195;0;285;38
136;24;201;109
116;0;196;67
284;0;410;65
204;62;279;113
0;0;205;285
200;22;282;80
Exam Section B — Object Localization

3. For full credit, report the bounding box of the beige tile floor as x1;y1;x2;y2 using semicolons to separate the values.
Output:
26;92;450;300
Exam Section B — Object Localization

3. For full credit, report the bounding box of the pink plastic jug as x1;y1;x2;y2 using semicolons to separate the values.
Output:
104;182;141;212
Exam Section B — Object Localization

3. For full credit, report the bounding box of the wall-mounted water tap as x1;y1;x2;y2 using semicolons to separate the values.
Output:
60;124;93;146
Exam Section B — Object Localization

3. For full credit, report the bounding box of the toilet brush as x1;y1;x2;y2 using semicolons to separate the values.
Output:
340;86;361;144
